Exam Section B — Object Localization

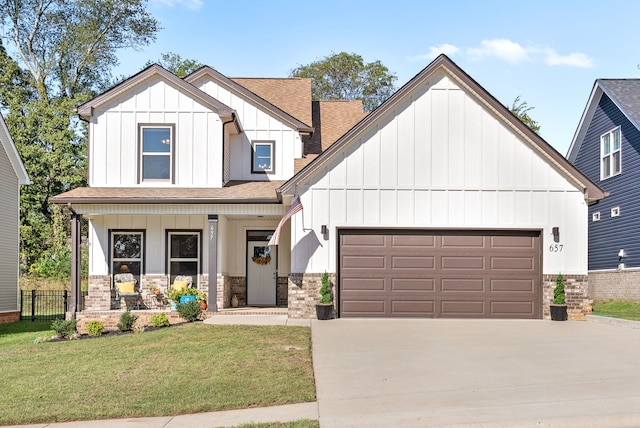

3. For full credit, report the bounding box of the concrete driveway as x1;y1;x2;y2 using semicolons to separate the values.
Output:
312;319;640;427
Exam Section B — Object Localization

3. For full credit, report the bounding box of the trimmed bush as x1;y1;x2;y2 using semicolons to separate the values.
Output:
553;274;566;305
86;320;104;337
117;309;138;332
176;300;201;322
51;319;77;339
149;313;170;328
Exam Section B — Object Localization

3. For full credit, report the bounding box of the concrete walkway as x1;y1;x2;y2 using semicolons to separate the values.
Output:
312;318;640;427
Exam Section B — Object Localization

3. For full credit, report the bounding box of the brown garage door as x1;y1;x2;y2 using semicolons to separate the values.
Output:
339;230;541;319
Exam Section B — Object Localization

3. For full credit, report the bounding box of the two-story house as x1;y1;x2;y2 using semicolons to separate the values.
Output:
568;79;640;301
0;113;30;324
55;55;604;321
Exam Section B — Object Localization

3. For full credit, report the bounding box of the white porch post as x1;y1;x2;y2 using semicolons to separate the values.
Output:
207;215;218;312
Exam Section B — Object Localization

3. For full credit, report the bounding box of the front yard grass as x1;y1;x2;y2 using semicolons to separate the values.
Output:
592;301;640;321
0;321;315;425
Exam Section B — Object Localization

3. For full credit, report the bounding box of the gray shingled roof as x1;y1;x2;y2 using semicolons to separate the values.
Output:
598;79;640;130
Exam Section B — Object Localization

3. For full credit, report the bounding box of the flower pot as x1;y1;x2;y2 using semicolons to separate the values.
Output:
316;303;333;320
200;301;207;310
170;302;177;311
179;295;197;304
550;304;568;321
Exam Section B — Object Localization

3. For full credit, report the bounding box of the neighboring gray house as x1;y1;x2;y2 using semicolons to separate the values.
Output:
0;113;30;324
568;79;640;300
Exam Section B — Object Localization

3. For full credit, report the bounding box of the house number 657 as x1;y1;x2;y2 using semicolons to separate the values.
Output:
549;244;564;252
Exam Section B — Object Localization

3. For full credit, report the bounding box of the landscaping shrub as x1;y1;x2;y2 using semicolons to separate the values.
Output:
50;319;78;339
117;309;138;332
176;300;201;322
149;313;170;328
86;320;104;337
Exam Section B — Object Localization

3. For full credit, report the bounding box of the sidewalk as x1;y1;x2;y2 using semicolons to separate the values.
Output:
4;402;318;428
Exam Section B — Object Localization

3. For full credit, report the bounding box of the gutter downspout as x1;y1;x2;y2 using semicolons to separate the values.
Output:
67;203;81;319
221;113;237;186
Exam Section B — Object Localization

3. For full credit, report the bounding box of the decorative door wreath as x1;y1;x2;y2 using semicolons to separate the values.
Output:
252;246;272;265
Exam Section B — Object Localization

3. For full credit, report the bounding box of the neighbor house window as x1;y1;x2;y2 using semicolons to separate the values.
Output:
167;231;200;285
111;231;144;284
140;124;174;182
611;206;620;217
601;127;621;180
252;141;274;173
592;212;600;222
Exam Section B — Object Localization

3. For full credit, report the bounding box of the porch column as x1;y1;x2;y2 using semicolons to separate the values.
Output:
207;215;218;312
70;212;82;317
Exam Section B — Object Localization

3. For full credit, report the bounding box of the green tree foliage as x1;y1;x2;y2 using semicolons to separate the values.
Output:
509;96;541;134
145;52;203;77
290;52;397;112
0;0;159;273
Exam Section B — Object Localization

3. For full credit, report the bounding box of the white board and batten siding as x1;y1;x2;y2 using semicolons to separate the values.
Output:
191;77;303;181
90;76;224;187
0;144;20;312
290;72;588;276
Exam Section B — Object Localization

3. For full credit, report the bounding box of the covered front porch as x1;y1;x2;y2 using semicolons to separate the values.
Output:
52;182;295;317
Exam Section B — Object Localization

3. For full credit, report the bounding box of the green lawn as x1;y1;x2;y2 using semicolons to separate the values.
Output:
0;321;315;425
592;301;640;321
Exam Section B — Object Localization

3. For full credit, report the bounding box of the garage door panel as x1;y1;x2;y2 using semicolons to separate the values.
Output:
440;300;485;316
491;257;534;270
392;256;435;269
342;278;385;291
391;300;435;315
342;255;386;269
441;256;485;270
491;279;535;292
339;230;540;319
391;278;435;291
441;278;485;292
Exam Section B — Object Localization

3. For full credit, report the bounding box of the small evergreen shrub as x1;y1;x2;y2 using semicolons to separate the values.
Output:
149;313;170;328
86;320;104;337
176;300;201;322
51;319;78;339
319;272;332;304
553;274;566;305
117;309;138;332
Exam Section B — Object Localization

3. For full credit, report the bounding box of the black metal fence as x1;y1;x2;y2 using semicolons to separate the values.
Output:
20;290;86;321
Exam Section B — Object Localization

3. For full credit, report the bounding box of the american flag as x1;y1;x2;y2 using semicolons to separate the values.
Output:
268;196;303;246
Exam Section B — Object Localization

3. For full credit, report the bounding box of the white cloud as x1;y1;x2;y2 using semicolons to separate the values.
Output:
407;43;459;62
151;0;204;10
544;50;593;68
467;39;531;64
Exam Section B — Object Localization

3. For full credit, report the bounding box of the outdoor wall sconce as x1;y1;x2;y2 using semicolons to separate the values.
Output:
552;227;560;243
320;225;328;235
618;249;626;261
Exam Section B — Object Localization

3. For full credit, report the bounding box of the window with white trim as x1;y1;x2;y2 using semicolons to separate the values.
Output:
140;125;174;182
592;212;600;222
601;127;621;180
167;231;200;285
611;206;620;217
252;141;275;173
112;231;144;284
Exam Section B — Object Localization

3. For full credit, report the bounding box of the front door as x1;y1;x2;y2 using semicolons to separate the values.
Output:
247;232;277;306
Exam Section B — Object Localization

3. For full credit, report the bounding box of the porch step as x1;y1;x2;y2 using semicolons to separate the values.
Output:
214;307;288;316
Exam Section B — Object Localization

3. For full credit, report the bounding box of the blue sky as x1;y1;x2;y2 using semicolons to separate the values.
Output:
116;0;640;155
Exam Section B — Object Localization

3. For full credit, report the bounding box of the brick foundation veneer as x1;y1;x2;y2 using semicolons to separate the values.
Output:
543;274;590;321
0;311;19;324
288;273;336;319
587;269;640;302
70;310;199;334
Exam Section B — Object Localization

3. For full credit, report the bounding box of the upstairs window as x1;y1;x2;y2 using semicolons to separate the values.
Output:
601;127;621;180
140;125;174;182
252;141;275;174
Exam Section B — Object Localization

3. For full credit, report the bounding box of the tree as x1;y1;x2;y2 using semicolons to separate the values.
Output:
509;96;540;134
145;52;203;77
290;52;397;112
0;0;159;272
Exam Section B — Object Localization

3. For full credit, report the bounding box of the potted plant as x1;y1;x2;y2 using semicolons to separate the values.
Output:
149;285;161;295
316;272;333;320
550;273;568;321
165;286;183;310
195;289;208;310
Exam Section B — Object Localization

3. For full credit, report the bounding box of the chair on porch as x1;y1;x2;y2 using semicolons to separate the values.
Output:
114;273;140;309
171;275;193;291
